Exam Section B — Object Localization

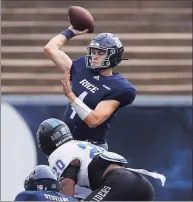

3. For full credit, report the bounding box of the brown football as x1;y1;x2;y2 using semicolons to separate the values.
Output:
68;6;94;33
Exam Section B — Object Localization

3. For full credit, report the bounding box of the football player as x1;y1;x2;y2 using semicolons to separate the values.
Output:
14;165;76;201
44;26;136;151
36;118;166;201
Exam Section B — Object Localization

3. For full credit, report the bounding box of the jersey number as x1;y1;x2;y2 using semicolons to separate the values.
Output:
70;91;88;119
52;159;65;177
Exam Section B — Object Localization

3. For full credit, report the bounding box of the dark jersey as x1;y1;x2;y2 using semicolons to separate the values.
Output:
63;56;136;142
14;190;76;201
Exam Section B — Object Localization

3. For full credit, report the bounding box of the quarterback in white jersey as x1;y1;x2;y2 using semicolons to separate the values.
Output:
36;118;166;201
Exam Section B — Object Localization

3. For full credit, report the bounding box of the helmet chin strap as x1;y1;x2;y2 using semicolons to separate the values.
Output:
92;66;112;73
92;68;101;73
92;67;113;77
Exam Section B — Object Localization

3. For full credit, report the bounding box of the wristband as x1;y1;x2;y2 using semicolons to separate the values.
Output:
61;29;75;40
71;98;92;120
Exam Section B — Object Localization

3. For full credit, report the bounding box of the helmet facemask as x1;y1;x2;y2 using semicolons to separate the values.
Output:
86;46;116;71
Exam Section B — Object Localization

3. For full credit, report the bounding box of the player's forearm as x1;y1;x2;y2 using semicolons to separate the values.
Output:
59;178;75;197
44;29;75;51
67;93;99;128
84;112;101;128
44;34;68;50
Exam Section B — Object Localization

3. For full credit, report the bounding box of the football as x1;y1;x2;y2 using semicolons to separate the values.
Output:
68;6;94;33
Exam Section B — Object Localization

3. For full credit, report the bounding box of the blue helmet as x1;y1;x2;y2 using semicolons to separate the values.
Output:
85;33;124;70
24;165;59;191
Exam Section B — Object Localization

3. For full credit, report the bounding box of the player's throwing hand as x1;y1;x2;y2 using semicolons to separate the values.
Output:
68;25;89;36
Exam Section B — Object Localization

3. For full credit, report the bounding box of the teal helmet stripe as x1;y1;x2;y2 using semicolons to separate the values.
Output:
45;118;60;128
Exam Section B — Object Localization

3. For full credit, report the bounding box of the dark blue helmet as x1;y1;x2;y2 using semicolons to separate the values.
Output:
36;118;73;156
24;165;59;191
85;33;124;70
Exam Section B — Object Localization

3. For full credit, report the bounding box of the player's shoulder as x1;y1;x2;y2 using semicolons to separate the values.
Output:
48;140;80;161
103;73;136;107
110;73;136;91
73;56;85;62
14;191;25;201
50;140;76;153
71;56;88;75
14;191;35;201
72;56;86;67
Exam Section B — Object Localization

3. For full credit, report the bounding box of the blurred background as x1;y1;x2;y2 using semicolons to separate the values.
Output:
1;0;192;201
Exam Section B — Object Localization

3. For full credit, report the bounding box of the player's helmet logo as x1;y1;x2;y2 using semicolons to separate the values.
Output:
24;165;59;191
85;33;124;71
37;184;44;190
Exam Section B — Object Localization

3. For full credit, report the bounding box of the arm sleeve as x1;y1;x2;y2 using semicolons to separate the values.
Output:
61;164;80;183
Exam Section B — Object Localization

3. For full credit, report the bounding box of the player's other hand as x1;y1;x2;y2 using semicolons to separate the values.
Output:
68;25;89;36
61;70;72;97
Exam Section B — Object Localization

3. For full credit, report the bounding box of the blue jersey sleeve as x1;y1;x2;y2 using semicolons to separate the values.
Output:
104;87;136;108
70;56;86;80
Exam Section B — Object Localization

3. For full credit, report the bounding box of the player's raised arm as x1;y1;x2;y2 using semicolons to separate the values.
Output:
44;6;93;72
44;26;88;72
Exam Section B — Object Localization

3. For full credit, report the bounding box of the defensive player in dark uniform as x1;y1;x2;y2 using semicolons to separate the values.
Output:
44;26;136;150
14;165;76;201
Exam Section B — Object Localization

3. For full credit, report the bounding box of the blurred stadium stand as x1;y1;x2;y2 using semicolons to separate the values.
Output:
1;0;192;95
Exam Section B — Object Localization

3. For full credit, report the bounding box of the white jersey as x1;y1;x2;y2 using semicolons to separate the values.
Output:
48;140;166;188
48;140;105;188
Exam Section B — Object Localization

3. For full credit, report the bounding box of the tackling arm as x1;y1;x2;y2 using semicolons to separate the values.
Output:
59;159;80;197
59;178;76;197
